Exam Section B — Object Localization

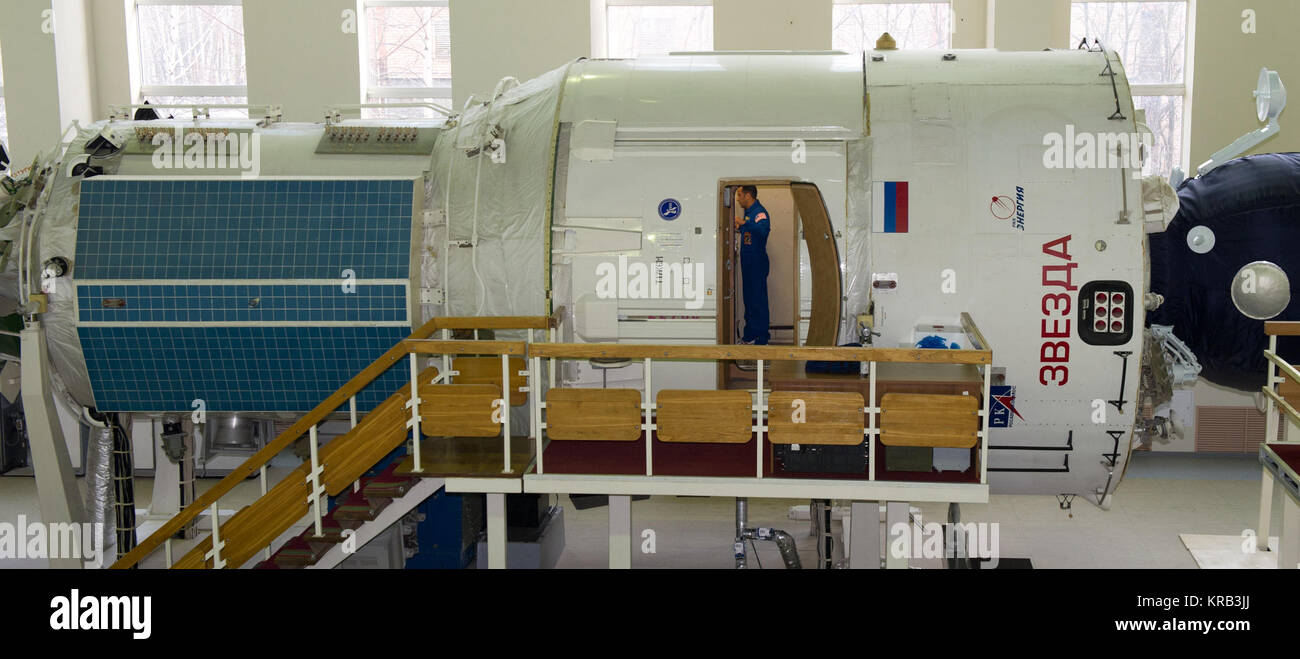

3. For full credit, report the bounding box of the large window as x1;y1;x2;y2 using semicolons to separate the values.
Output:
606;1;713;58
134;0;248;118
362;0;451;119
1071;1;1191;176
832;1;951;51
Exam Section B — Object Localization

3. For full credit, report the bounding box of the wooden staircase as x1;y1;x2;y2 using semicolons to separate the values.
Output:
170;370;434;569
257;462;422;569
110;315;555;570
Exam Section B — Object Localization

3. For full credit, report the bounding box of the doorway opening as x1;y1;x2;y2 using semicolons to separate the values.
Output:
717;179;842;388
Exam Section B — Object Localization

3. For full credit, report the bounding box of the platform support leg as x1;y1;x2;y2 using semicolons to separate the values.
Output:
21;323;85;569
1281;496;1300;570
849;501;880;569
884;501;909;570
609;495;632;569
487;493;507;570
1259;467;1277;552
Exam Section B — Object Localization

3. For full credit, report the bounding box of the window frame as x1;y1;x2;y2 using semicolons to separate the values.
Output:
831;0;955;51
1069;0;1196;175
359;0;453;114
132;0;249;106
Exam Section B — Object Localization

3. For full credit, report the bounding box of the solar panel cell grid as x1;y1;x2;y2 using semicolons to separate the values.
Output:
72;177;418;413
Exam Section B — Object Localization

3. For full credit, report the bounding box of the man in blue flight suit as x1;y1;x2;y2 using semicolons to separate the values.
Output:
734;185;770;345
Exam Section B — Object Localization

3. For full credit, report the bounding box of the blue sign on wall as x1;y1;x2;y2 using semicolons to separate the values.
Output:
658;198;682;221
989;385;1020;428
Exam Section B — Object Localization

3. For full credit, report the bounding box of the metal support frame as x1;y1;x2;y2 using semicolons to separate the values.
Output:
20;323;86;569
1283;497;1300;570
609;494;632;569
849;501;881;569
1259;467;1276;552
884;501;909;569
486;492;507;569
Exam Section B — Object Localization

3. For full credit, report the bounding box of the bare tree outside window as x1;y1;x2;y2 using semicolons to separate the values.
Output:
832;2;951;51
607;5;713;58
136;3;249;118
1071;1;1189;176
365;3;451;118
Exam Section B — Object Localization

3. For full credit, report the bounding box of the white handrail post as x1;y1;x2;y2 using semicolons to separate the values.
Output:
204;502;226;569
755;358;765;479
644;357;654;476
350;396;360;492
164;538;172;568
501;353;512;474
305;425;325;538
1267;335;1280;443
868;362;878;481
260;465;270;559
532;354;544;474
407;353;423;473
981;362;992;485
441;328;451;382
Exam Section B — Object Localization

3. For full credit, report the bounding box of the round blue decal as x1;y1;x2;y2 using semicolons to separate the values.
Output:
658;198;682;221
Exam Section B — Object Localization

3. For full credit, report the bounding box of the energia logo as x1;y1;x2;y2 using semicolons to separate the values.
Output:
595;255;709;310
0;515;104;568
50;590;152;640
151;126;261;178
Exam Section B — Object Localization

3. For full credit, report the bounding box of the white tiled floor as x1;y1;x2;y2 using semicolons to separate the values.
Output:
0;453;1280;569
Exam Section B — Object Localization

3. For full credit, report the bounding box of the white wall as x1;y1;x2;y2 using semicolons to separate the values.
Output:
90;0;133;118
714;0;832;51
448;0;591;108
987;0;1070;51
52;0;97;130
1188;0;1300;167
243;0;362;122
0;0;64;165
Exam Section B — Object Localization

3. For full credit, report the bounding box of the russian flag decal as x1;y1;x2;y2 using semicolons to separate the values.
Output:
872;181;909;233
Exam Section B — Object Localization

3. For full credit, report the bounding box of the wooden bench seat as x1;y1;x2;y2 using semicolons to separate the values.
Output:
879;393;978;448
768;391;865;446
546;389;643;441
656;390;753;444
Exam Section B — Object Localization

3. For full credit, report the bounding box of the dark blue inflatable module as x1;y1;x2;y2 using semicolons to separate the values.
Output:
1148;152;1300;391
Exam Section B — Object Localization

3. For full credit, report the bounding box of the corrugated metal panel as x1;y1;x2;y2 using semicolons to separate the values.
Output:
1195;407;1249;453
1196;406;1280;453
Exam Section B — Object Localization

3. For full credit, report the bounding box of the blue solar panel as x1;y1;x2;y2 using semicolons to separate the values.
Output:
72;177;417;413
76;284;408;324
75;179;413;280
78;326;411;412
